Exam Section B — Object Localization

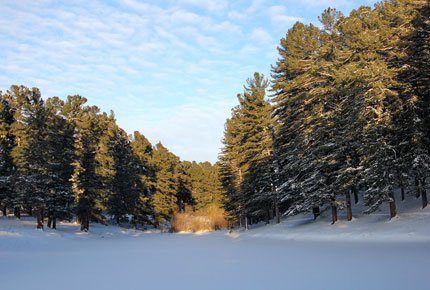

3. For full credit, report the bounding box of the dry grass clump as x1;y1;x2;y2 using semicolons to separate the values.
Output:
171;204;227;232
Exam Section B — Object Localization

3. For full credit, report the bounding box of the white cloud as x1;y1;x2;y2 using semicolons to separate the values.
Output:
121;98;235;162
0;0;308;161
249;27;273;45
301;0;350;7
227;0;265;21
239;44;260;55
178;0;229;12
268;6;302;27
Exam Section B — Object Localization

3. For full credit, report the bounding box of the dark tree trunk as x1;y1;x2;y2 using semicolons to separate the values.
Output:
41;208;45;223
275;201;280;224
312;207;320;220
14;207;20;219
52;216;57;230
36;208;43;229
331;206;338;224
346;191;352;221
27;207;32;216
352;186;359;204
415;176;421;198
269;205;274;220
422;190;428;208
388;191;397;219
80;215;89;231
401;186;405;201
2;206;7;217
421;178;428;208
47;215;52;228
265;209;270;225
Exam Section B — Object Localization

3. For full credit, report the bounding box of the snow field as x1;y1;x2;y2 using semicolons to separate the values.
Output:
1;201;429;290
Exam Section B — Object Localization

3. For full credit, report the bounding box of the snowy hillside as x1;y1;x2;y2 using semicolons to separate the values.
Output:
1;200;430;290
242;198;430;243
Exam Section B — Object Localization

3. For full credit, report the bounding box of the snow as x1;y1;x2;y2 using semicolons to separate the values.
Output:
1;200;430;290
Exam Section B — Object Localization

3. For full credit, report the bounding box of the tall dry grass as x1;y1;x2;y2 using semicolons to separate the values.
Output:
171;204;227;232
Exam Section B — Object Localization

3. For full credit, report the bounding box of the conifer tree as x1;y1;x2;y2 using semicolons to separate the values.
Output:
271;21;329;218
398;0;430;208
130;131;155;226
9;85;49;228
65;96;104;231
220;72;274;227
219;107;244;224
176;161;193;212
44;97;75;228
102;118;141;224
0;91;15;217
151;142;180;226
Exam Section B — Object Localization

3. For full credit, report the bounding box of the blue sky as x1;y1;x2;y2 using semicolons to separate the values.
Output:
0;0;377;163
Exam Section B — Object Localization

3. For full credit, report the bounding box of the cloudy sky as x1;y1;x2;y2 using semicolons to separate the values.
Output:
0;0;377;163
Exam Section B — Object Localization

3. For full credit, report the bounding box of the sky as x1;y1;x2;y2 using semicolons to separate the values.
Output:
0;0;377;163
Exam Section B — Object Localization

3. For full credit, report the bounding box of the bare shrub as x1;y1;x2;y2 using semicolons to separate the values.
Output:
171;204;227;232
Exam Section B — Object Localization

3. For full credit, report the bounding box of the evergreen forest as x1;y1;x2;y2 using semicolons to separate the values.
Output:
0;88;224;230
1;0;429;231
219;0;430;227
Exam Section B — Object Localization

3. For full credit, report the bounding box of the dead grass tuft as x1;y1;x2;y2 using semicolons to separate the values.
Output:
171;205;227;232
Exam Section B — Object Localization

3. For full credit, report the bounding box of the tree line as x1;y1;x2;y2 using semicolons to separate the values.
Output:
219;0;430;227
0;86;224;231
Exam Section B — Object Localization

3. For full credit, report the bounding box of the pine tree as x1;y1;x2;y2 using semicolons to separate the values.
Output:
219;107;244;224
398;0;430;208
9;85;49;228
65;95;104;231
130;131;155;226
103;117;141;224
151;142;180;226
176;161;193;212
219;72;274;227
44;97;75;228
191;161;222;209
0;91;15;217
271;22;329;218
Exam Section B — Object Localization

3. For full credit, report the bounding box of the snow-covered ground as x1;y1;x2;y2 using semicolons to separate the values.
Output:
1;200;429;290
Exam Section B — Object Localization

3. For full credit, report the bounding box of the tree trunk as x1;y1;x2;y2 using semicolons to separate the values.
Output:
312;207;320;220
346;191;352;221
265;209;270;225
14;207;21;219
388;191;397;219
352;186;359;204
27;207;32;216
389;201;396;218
80;215;89;231
41;208;45;223
331;206;338;224
36;208;43;229
275;201;280;224
47;215;52;228
52;216;57;230
2;207;6;217
401;186;405;201
415;176;421;198
269;205;274;220
421;178;428;209
245;216;249;230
